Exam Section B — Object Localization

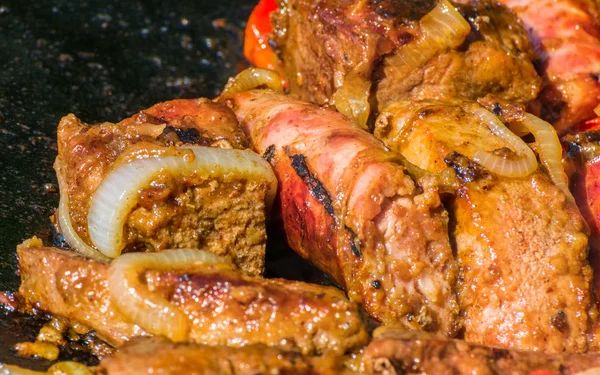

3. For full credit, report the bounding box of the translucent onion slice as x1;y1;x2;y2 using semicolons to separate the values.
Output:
47;362;94;375
54;158;110;262
88;146;277;258
220;67;283;99
108;249;232;342
386;0;470;80
521;113;576;203
471;108;538;178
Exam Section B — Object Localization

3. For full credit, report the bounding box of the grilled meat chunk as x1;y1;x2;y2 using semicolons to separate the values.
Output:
99;337;346;375
374;100;595;353
228;90;459;335
271;0;540;121
363;329;600;375
16;242;368;355
497;0;600;133
56;99;273;275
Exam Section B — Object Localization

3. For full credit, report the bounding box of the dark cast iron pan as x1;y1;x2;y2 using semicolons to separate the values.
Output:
0;0;329;370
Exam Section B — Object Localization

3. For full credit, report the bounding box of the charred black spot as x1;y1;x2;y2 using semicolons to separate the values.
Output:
290;154;335;216
551;310;567;332
444;152;487;182
178;273;191;283
590;73;600;82
172;127;202;144
347;226;362;257
372;280;382;289
406;313;414;322
492;102;502;116
491;348;510;360
263;144;276;163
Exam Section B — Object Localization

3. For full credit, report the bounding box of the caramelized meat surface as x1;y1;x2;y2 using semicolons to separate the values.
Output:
16;243;368;355
272;0;540;115
374;100;596;352
363;329;600;375
229;90;459;335
99;337;347;375
497;0;600;133
56;99;269;275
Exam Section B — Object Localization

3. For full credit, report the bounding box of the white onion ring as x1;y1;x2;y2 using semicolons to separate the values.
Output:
521;113;575;203
108;249;232;342
220;68;283;99
470;108;538;178
88;146;277;258
54;157;110;262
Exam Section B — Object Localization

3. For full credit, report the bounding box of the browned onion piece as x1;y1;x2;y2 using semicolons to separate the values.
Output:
520;113;575;203
470;108;538;178
220;68;283;99
108;249;233;343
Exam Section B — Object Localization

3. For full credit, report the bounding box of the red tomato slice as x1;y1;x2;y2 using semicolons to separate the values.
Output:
244;0;278;70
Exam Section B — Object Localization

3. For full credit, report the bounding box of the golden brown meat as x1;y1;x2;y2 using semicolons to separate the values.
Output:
56;98;275;275
363;329;600;375
497;0;600;133
374;100;596;353
228;90;459;335
271;0;540;125
99;337;347;375
16;241;368;355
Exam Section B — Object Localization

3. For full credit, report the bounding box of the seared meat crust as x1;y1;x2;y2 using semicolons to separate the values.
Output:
363;329;600;375
229;90;459;335
374;100;596;353
17;244;368;355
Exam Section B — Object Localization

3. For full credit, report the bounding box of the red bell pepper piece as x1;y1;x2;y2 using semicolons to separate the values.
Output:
244;0;278;70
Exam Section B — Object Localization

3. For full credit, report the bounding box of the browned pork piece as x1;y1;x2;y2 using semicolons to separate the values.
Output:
373;99;595;353
99;337;348;375
17;240;368;355
363;329;600;375
227;88;460;336
55;99;276;275
496;0;600;134
271;0;541;127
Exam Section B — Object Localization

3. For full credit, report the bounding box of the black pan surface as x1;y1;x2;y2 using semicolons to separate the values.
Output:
0;0;298;369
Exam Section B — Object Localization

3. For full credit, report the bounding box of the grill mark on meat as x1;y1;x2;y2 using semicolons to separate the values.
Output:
171;126;202;144
346;226;362;258
289;154;335;217
262;144;276;163
552;310;568;332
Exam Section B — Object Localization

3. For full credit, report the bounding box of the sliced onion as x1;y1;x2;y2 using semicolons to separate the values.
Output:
89;146;277;258
470;108;538;178
108;249;232;342
220;68;283;99
521;113;576;203
385;0;470;80
47;362;93;375
54;158;110;262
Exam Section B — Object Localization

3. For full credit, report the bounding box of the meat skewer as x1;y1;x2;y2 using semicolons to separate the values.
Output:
55;98;276;275
373;98;596;352
225;83;459;335
16;240;368;355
